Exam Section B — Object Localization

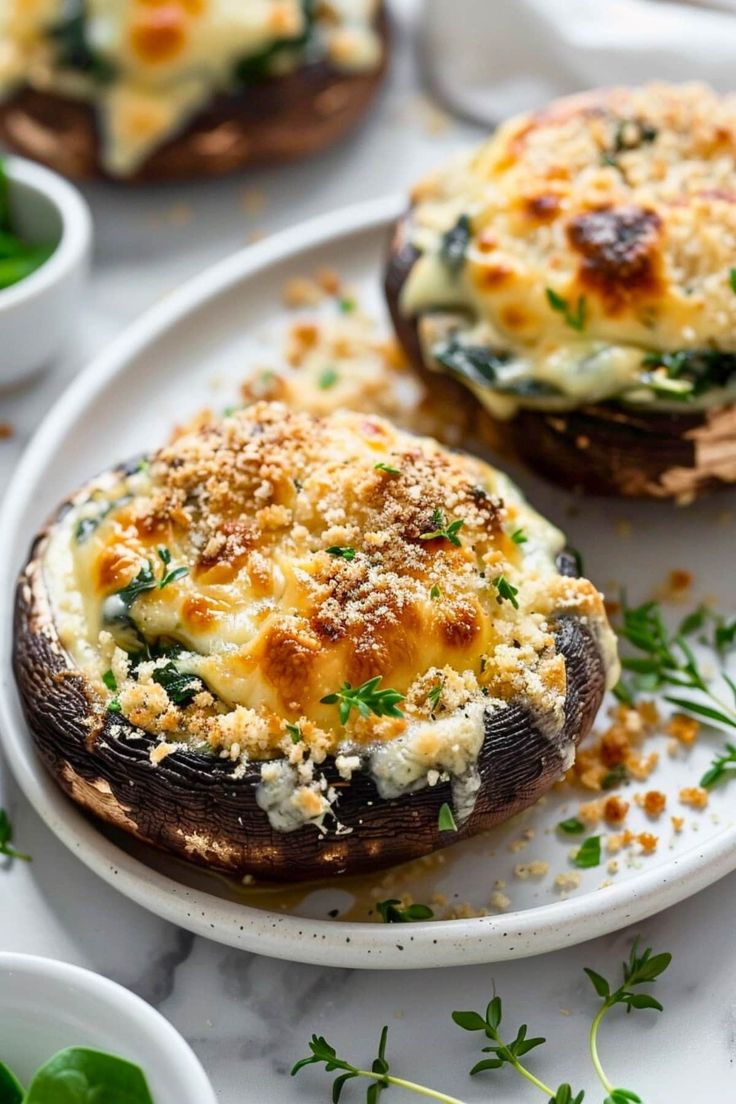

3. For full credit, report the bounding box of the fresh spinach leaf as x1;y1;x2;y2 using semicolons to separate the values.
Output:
439;214;472;274
234;0;313;82
640;348;736;399
0;1060;24;1103
151;662;203;707
47;3;116;82
24;1047;154;1104
432;336;511;386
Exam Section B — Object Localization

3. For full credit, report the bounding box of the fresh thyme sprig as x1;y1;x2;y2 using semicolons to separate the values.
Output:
585;939;671;1102
295;938;672;1104
292;1027;466;1104
420;509;464;547
614;596;736;789
700;742;736;788
320;677;405;724
452;996;550;1093
0;809;31;863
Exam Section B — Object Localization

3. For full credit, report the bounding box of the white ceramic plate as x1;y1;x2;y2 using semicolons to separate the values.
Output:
0;953;216;1104
2;196;736;969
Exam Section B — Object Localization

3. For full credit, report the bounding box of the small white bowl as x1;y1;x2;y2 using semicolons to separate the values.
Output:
0;157;91;387
0;953;217;1104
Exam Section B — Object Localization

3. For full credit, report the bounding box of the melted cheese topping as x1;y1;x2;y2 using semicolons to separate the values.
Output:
401;83;736;417
45;402;617;830
0;0;382;174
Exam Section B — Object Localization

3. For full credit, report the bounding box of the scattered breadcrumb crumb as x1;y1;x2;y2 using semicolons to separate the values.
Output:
514;860;549;880
603;795;629;826
655;569;692;603
640;790;667;817
671;816;685;833
282;276;324;307
489;890;511;911
667;714;700;745
0;423;13;439
554;872;581;893
680;786;708;809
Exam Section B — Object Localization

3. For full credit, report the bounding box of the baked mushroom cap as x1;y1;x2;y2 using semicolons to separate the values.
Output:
385;83;736;499
0;2;388;181
14;402;617;880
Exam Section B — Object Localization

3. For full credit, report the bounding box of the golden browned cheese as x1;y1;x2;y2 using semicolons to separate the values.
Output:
402;84;736;415
47;403;614;770
0;0;383;174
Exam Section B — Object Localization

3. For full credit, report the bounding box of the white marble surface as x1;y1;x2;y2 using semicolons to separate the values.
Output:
1;3;735;1100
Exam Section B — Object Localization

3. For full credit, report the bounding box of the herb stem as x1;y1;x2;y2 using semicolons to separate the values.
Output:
589;1003;615;1094
486;1025;555;1097
333;1068;466;1103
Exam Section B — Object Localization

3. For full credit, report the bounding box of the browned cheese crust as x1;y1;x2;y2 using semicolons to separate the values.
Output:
13;404;612;880
385;84;736;500
0;10;389;182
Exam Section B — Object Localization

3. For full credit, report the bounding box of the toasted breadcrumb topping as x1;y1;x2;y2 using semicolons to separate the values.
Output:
55;404;613;799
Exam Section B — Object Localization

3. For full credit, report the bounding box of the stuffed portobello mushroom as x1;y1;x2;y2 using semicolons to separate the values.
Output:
385;83;736;499
14;402;617;880
0;0;387;181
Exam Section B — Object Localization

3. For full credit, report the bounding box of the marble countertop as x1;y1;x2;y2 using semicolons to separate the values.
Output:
2;3;735;1100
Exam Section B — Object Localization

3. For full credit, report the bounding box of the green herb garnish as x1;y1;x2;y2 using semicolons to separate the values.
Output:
107;699;122;714
320;677;405;724
429;584;441;600
419;508;464;547
438;802;457;832
326;546;356;561
546;288;587;332
374;462;401;475
377;899;434;924
511;529;528;545
102;669;117;692
601;764;629;790
339;296;356;313
557;816;585;834
585;940;670;1102
318;367;339;390
439;213;472;274
492;575;520;609
157;546;189;589
0;809;31;863
700;742;736;789
285;722;303;745
428;683;443;713
730;268;736;294
295;938;672;1104
615;595;736;787
573;835;601;868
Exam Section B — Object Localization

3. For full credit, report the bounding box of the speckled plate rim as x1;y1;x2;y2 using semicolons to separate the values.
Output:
2;195;736;969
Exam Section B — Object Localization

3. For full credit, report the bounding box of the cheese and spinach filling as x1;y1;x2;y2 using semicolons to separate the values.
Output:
44;403;617;832
401;83;736;419
0;0;383;175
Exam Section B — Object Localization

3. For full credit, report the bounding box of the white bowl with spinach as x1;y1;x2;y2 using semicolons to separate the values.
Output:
0;157;91;387
0;953;216;1104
